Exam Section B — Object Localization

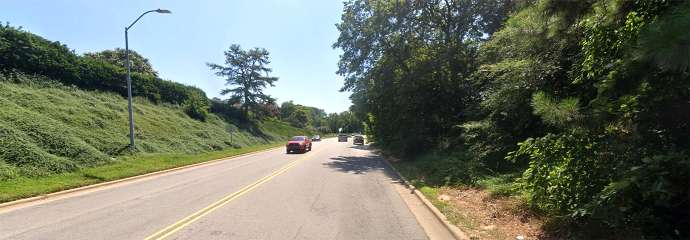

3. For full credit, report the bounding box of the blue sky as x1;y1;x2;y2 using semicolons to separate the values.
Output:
1;0;351;113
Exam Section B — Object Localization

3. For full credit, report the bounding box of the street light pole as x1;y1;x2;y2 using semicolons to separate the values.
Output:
125;28;135;151
124;9;171;151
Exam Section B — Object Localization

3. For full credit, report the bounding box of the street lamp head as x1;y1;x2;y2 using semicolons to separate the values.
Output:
155;9;171;14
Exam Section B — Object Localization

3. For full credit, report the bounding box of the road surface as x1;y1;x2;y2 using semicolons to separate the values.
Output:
0;138;451;240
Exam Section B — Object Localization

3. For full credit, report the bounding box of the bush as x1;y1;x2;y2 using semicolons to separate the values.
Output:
210;98;246;122
508;132;616;214
183;91;210;121
509;131;689;237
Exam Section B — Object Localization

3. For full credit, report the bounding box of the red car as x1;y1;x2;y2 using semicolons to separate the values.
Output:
286;136;312;154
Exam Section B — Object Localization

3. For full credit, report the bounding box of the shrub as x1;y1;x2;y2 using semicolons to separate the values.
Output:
210;98;246;122
509;131;689;237
508;132;616;214
183;91;210;121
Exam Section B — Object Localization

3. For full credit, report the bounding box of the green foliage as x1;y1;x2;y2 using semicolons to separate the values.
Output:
508;132;616;214
334;0;514;156
530;91;580;126
0;161;19;181
0;121;78;177
84;48;158;76
209;98;247;123
183;91;210;121
395;152;481;187
207;44;278;118
476;174;523;198
503;0;689;237
324;111;362;134
0;24;80;82
279;101;332;131
286;109;309;128
635;3;690;72
593;152;689;235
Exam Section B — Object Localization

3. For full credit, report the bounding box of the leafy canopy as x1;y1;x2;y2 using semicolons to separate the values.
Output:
84;48;158;77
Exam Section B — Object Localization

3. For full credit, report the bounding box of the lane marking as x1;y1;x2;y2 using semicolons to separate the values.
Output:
144;150;317;240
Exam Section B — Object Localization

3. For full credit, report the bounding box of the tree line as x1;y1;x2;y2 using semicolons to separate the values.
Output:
334;0;688;238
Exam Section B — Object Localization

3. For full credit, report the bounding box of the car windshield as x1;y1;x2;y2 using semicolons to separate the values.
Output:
290;136;305;141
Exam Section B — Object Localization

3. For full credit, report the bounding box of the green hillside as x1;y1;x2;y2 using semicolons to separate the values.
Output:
0;74;309;181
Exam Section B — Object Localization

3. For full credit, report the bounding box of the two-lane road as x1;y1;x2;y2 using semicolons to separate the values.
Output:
0;138;441;240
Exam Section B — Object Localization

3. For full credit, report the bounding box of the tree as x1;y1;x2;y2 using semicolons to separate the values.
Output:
287;109;309;128
280;101;298;119
279;101;329;130
207;44;278;118
84;48;158;76
333;0;513;154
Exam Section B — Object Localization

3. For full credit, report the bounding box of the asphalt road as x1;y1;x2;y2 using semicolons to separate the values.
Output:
0;138;437;240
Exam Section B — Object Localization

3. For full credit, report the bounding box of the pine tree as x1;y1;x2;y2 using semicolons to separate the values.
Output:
207;44;278;118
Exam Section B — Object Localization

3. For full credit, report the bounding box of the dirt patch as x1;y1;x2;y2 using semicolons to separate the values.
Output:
437;187;549;240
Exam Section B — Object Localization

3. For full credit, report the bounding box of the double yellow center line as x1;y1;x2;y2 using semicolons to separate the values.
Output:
144;151;314;240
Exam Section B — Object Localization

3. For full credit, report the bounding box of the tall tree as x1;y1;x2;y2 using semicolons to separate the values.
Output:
207;44;278;117
84;48;158;76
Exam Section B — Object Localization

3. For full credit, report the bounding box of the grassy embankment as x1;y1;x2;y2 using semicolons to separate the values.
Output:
0;80;311;203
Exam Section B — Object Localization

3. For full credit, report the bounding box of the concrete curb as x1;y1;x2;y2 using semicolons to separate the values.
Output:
0;146;284;210
382;158;470;240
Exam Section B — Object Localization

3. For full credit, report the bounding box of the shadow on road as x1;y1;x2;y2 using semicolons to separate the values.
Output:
348;145;368;150
324;154;402;182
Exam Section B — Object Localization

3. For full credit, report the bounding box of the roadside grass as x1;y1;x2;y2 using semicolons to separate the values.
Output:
390;155;482;230
390;153;534;239
0;80;309;178
476;173;524;199
0;79;315;203
417;185;478;230
390;152;525;199
0;142;282;203
0;80;309;180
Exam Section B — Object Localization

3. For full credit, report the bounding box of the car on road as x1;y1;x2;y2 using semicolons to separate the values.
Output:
338;134;348;142
353;135;364;145
311;135;321;141
286;136;312;154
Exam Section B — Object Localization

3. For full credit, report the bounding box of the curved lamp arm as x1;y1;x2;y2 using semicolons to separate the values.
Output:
126;9;171;31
